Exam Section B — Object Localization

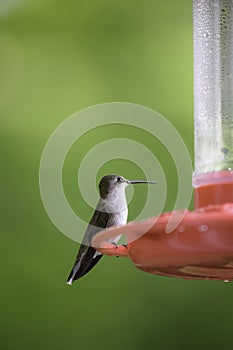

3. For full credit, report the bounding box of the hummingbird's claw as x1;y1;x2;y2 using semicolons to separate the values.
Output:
110;243;128;257
110;242;120;257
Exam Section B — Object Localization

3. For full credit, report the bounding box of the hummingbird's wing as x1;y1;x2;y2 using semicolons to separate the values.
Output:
67;209;110;285
67;245;103;283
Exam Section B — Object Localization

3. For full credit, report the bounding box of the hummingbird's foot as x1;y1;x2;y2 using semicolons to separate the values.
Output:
116;244;127;257
110;243;128;257
110;242;119;257
110;242;128;248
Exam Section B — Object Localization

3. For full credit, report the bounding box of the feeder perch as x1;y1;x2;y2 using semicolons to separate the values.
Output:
92;0;233;281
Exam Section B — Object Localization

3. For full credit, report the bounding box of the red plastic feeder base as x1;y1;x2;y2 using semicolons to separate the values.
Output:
92;203;233;281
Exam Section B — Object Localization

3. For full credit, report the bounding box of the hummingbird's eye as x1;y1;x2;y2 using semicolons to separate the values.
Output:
117;176;123;183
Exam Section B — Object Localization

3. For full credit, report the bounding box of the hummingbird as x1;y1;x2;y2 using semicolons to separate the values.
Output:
67;174;157;285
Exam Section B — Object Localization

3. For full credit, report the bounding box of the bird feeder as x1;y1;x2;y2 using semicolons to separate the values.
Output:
92;0;233;281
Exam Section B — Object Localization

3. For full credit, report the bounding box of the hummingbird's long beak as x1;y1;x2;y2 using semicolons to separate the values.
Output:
126;180;158;184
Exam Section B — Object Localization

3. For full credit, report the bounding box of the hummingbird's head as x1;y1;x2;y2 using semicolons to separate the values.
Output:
98;174;157;200
99;174;128;199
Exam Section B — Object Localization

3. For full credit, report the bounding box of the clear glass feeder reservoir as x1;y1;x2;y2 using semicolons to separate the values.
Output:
193;0;233;207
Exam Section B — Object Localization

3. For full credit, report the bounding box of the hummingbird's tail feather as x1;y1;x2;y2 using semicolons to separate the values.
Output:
66;245;103;285
66;259;82;285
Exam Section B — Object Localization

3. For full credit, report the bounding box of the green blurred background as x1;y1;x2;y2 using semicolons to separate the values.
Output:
1;0;233;349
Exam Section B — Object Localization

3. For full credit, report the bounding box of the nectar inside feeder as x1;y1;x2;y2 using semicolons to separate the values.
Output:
92;0;233;281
